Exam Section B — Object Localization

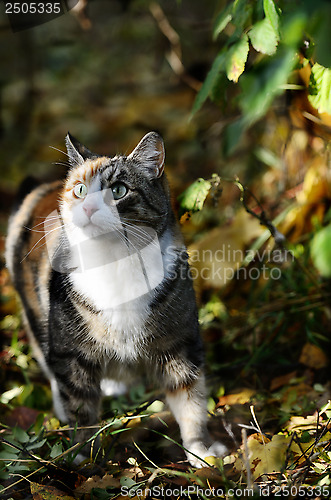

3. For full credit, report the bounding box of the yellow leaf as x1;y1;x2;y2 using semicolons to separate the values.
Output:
279;159;331;240
234;430;317;480
234;433;288;480
188;208;264;292
44;417;62;431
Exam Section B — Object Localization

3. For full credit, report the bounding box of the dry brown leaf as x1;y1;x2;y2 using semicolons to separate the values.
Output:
269;371;297;391
285;414;322;433
75;474;120;495
5;406;41;430
217;388;256;407
299;342;329;369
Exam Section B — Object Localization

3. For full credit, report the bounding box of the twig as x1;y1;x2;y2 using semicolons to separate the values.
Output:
70;0;91;30
232;177;322;289
0;465;45;495
234;178;286;246
241;428;252;489
250;406;265;446
149;2;201;92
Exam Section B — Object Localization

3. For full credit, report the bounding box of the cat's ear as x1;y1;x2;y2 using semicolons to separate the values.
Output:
65;133;95;167
128;132;165;178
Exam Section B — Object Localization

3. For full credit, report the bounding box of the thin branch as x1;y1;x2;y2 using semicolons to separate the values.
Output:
70;0;91;30
232;177;322;289
149;2;202;92
241;428;252;489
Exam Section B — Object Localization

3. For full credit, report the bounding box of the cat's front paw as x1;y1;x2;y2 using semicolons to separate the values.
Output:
185;441;227;468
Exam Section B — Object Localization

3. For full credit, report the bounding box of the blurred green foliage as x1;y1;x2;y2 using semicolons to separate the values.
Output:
192;0;331;154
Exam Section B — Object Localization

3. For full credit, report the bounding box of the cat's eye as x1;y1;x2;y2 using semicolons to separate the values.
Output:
111;182;128;200
73;183;87;199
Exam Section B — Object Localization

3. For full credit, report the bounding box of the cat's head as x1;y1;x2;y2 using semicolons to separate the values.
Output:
60;132;170;241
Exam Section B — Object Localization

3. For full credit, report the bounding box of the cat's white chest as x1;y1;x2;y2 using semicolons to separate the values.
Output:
70;259;152;360
68;228;167;340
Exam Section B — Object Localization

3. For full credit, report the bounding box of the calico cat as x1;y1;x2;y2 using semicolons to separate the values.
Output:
6;132;226;467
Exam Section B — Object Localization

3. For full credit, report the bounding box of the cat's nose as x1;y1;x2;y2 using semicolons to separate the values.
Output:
83;205;98;218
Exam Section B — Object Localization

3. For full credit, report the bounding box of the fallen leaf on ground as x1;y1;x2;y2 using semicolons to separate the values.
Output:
299;342;329;369
4;406;41;430
284;414;323;433
234;432;313;480
75;474;120;495
217;388;256;407
31;482;75;500
270;371;297;391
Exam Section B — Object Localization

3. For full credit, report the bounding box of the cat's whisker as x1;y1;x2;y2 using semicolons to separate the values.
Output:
25;217;60;231
120;230;158;252
121;213;167;222
50;145;81;167
120;222;161;249
119;228;158;258
106;225;146;258
52;162;70;168
119;224;154;246
112;227;134;253
32;215;61;219
20;224;66;262
49;146;72;159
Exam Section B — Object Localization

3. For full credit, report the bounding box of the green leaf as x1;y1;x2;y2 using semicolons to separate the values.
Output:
249;17;279;55
312;5;331;67
120;476;137;488
308;63;331;115
281;12;307;48
0;465;10;481
7;462;31;473
33;412;46;434
178;178;212;213
49;441;63;459
13;426;30;444
26;438;46;451
311;224;331;277
254;146;282;169
0;450;19;460
191;51;227;114
226;34;249;82
223;118;245;156
232;0;253;30
213;3;233;40
263;0;280;33
240;48;296;125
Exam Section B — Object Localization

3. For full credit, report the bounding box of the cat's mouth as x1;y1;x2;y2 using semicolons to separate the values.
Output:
77;220;122;241
80;221;106;238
